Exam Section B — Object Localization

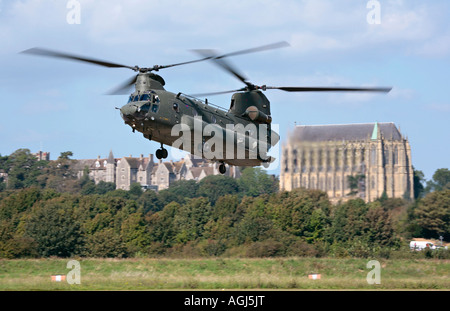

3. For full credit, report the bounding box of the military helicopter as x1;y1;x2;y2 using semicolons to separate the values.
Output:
21;43;391;174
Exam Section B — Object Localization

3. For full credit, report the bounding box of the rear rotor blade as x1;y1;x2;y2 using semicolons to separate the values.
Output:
265;86;392;93
192;49;252;88
190;88;246;97
214;41;289;59
191;41;289;88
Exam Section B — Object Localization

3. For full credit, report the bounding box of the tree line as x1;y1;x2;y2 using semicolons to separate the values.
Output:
0;148;449;259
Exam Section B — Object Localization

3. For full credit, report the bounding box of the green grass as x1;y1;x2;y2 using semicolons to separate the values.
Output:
0;257;449;290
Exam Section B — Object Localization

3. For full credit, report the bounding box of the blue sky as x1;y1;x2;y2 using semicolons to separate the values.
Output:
0;0;449;180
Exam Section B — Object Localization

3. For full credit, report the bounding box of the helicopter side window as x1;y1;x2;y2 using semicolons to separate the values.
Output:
229;99;235;111
211;115;216;124
192;108;198;117
172;103;179;112
151;104;159;113
152;95;160;104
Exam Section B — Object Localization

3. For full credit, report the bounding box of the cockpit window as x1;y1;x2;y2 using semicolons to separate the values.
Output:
140;94;150;101
140;103;150;113
133;95;139;102
151;104;159;113
128;96;133;103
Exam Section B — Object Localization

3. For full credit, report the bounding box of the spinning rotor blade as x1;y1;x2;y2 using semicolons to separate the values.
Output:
264;86;392;93
192;41;290;88
191;85;392;98
191;88;246;97
213;41;290;60
106;75;138;95
21;47;137;70
194;49;252;87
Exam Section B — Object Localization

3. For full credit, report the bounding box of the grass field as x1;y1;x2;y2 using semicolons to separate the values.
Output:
0;257;449;290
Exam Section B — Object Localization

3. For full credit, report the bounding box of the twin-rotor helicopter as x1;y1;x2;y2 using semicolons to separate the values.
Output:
21;42;391;174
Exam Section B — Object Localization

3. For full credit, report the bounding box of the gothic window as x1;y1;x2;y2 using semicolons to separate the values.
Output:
343;149;349;171
293;150;298;172
384;146;390;165
284;150;289;172
311;177;316;189
335;149;340;169
393;146;399;165
326;149;331;172
370;145;377;165
318;149;323;172
371;176;376;189
301;151;306;170
351;148;356;168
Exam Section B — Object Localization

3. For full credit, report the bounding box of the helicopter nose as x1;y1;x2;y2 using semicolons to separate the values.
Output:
120;104;137;120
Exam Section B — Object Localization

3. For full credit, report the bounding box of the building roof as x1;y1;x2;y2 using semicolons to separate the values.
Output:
290;122;402;143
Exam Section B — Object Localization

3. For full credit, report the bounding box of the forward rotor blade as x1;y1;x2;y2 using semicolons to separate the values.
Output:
265;86;392;93
21;47;137;71
106;75;138;95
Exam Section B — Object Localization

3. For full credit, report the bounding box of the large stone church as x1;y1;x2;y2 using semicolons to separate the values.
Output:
74;151;240;191
280;122;414;202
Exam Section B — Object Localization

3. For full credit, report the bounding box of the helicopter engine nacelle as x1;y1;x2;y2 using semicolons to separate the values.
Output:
244;106;272;124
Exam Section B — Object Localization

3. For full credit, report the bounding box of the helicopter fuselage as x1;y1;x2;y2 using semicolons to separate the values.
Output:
119;74;279;167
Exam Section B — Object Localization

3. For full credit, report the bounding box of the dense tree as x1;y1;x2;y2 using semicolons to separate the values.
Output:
0;149;448;259
426;168;450;193
173;198;212;243
25;198;83;257
414;189;450;240
4;149;46;190
413;168;426;199
197;175;240;204
158;179;199;205
238;167;278;197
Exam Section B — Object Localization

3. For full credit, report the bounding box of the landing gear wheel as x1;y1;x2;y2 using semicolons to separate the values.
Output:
156;148;168;159
161;148;168;159
219;163;226;175
155;149;163;160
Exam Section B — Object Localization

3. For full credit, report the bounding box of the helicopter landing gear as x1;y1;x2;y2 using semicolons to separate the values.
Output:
155;143;168;160
218;162;226;175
